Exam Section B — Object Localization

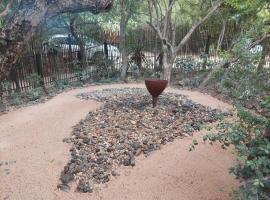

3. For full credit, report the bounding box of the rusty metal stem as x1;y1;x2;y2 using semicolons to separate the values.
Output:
152;96;158;108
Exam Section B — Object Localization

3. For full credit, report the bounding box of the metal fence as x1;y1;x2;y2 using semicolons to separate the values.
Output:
1;26;269;95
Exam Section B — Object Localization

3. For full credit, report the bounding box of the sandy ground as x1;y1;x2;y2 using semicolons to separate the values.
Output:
0;83;238;200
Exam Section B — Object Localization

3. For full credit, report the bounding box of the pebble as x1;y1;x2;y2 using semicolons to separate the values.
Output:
111;170;120;176
77;179;93;193
57;184;70;192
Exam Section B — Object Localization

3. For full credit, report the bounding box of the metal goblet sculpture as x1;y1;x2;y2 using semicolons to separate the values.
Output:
145;79;168;108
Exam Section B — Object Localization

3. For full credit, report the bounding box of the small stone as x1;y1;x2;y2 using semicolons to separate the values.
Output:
135;148;142;156
60;173;74;184
77;179;93;193
130;156;135;167
132;142;141;150
143;139;148;145
57;184;70;192
131;120;136;125
111;171;120;176
63;138;72;143
83;138;90;144
123;158;131;166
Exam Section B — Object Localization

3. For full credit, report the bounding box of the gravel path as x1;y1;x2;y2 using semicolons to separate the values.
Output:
0;83;238;200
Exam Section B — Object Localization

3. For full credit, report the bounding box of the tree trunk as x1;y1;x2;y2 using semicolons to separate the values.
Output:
0;0;113;83
162;50;175;84
119;1;129;81
67;34;73;61
163;62;172;83
257;38;269;73
120;49;129;80
70;17;87;69
202;34;211;70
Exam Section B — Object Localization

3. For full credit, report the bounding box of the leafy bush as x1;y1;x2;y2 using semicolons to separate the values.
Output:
1;97;9;111
26;73;42;88
92;58;119;81
1;80;12;92
24;87;45;101
209;67;225;83
208;64;270;112
12;93;22;106
203;105;270;199
175;57;198;73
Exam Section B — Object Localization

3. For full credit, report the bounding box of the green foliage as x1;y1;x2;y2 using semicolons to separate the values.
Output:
210;67;225;83
209;63;270;112
1;80;12;92
26;73;42;88
1;97;9;111
11;93;22;106
92;58;119;81
175;57;198;74
203;105;270;199
24;87;45;101
184;56;215;72
189;139;199;151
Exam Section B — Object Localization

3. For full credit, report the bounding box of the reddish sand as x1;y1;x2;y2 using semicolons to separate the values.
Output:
0;83;238;200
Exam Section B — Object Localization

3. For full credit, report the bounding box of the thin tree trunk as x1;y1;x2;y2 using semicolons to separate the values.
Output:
257;38;269;73
70;18;87;69
216;20;226;54
120;49;129;80
119;0;129;81
202;34;211;70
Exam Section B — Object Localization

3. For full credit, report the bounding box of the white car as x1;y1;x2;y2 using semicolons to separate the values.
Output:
44;34;120;61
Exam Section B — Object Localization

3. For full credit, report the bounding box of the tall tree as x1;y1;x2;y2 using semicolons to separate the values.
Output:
115;0;141;80
147;0;225;83
0;0;114;83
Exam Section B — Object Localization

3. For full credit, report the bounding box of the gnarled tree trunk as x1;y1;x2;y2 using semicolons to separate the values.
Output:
0;0;114;83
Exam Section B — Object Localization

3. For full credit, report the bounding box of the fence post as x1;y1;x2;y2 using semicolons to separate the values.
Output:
68;34;73;61
35;53;45;88
104;40;109;59
10;68;21;92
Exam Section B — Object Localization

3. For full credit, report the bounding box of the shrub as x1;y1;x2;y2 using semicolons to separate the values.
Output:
12;93;22;106
24;87;45;101
26;73;42;88
203;105;270;199
210;67;225;83
175;57;198;74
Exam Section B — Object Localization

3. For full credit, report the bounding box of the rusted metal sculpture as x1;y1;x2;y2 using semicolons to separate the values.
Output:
145;79;168;108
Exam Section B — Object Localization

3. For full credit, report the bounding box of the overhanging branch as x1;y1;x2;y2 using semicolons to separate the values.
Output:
0;0;14;17
175;0;225;52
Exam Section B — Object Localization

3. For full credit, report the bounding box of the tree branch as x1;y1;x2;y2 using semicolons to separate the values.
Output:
147;0;174;51
175;0;224;52
0;0;14;17
200;32;270;88
162;0;175;38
